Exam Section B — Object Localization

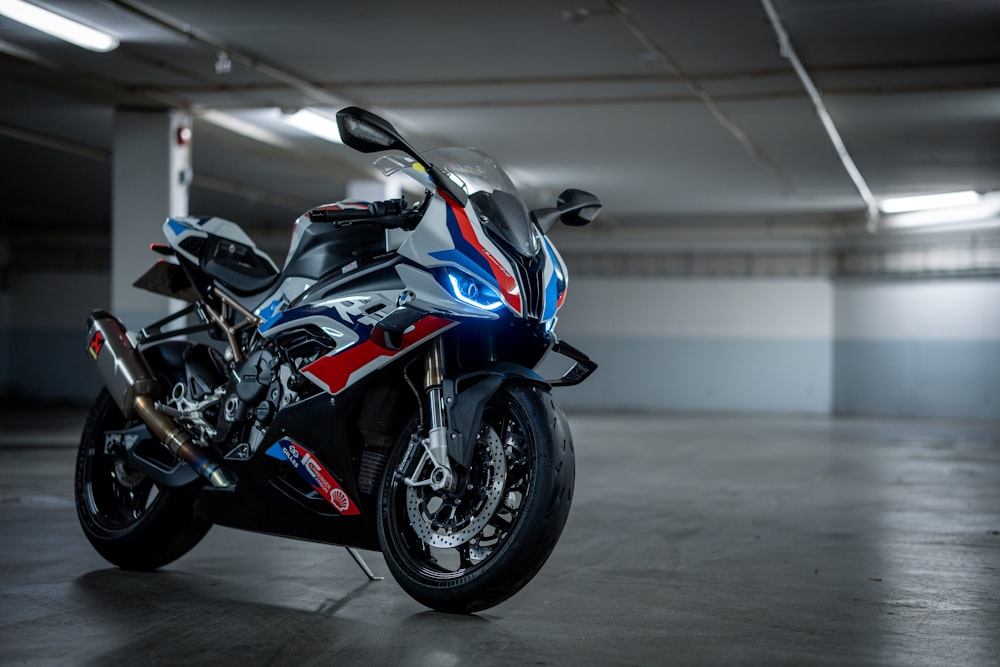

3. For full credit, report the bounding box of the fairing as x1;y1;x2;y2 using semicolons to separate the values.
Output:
379;148;568;322
158;146;570;401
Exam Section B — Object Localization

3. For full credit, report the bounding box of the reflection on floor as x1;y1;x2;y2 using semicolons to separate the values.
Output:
2;408;998;665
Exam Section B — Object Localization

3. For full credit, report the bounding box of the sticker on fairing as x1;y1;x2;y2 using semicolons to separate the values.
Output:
87;331;105;361
265;439;360;515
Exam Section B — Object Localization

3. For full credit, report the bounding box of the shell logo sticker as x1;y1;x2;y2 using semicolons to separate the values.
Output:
264;439;360;516
330;488;351;513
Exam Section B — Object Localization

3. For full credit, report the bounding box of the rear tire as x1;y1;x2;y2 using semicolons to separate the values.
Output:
74;388;211;570
377;383;575;613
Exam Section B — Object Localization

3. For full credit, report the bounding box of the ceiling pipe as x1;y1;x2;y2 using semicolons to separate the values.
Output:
759;0;881;228
605;0;793;194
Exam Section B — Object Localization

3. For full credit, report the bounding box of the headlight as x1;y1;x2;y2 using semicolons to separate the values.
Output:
441;268;505;311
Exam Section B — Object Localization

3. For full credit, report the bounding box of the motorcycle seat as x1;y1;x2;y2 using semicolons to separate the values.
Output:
202;237;280;296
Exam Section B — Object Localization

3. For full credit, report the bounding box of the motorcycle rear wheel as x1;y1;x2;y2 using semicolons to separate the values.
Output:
377;383;575;613
74;388;211;570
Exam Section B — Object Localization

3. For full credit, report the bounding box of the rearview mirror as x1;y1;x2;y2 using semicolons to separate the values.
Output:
335;106;469;206
531;188;602;233
336;106;405;153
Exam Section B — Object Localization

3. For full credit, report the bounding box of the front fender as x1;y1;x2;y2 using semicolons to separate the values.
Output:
442;362;549;469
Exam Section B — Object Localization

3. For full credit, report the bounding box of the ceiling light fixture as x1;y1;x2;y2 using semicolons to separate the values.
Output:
0;0;119;52
199;110;294;150
283;109;343;145
880;192;1000;231
879;190;981;214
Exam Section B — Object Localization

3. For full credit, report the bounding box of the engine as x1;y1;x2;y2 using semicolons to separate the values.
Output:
214;330;332;460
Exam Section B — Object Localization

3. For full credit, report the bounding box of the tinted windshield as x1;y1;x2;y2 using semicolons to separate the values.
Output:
375;147;540;258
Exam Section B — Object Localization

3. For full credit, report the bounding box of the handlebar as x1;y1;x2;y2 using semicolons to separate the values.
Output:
307;198;420;230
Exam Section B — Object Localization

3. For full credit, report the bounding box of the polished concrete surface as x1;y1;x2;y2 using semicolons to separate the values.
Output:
1;407;998;665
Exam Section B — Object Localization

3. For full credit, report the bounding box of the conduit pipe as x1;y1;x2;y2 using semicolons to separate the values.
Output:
759;0;881;227
605;0;792;193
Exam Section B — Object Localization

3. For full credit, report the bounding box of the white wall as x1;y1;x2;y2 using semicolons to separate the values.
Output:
835;280;1000;341
552;278;835;414
834;279;1000;420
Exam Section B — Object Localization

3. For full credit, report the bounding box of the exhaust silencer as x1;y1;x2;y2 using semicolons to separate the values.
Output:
87;310;159;420
86;310;231;487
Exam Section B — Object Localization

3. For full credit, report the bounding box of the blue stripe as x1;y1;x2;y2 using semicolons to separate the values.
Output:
542;240;561;321
429;206;494;285
265;442;287;460
166;219;189;236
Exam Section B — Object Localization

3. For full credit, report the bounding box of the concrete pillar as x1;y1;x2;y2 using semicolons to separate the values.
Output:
111;108;191;328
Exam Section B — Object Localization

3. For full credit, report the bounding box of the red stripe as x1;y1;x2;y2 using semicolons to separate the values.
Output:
449;203;522;314
302;315;454;394
283;441;360;515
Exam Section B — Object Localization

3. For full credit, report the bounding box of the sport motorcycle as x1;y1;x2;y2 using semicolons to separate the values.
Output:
77;106;599;613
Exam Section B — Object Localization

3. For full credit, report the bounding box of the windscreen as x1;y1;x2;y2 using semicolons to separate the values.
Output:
376;147;541;258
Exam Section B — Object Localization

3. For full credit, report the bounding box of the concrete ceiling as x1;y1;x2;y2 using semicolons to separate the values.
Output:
1;0;999;243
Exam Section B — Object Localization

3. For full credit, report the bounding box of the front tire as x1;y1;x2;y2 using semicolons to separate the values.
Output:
74;388;211;570
377;383;575;613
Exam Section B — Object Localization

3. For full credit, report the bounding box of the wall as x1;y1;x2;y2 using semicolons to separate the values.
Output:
834;279;1000;420
551;277;834;414
1;271;107;402
1;268;997;422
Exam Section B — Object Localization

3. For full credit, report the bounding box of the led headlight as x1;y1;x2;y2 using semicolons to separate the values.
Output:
441;268;505;311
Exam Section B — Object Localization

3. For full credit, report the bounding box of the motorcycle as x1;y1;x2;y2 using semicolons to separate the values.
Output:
76;106;600;613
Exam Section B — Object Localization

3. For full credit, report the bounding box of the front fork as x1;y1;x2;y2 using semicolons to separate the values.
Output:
403;337;455;491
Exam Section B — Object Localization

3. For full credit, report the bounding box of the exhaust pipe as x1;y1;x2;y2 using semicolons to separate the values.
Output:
86;310;231;488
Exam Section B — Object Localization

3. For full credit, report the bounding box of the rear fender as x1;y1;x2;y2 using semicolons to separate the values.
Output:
442;362;549;469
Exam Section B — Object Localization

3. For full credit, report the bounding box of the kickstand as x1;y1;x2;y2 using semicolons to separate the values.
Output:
345;547;383;581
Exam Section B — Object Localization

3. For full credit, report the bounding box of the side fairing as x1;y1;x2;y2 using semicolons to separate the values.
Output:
301;313;454;395
254;276;315;328
257;286;456;396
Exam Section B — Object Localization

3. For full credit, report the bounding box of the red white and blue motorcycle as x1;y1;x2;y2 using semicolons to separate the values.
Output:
77;107;599;613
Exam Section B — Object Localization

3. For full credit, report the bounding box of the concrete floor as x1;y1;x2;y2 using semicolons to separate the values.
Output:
1;407;998;666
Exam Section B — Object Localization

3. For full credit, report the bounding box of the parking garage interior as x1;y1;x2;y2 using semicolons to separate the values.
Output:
1;1;998;664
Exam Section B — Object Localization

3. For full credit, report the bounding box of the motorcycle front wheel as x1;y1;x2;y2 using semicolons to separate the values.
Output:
377;383;575;613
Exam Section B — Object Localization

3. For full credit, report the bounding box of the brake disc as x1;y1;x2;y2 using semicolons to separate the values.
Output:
406;426;507;548
113;459;146;488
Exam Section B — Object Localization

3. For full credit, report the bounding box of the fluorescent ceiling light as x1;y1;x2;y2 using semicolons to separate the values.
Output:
0;0;118;52
200;109;294;149
879;190;981;214
283;109;342;144
881;192;1000;230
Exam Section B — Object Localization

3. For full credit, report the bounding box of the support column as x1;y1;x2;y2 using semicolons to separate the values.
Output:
111;108;191;328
